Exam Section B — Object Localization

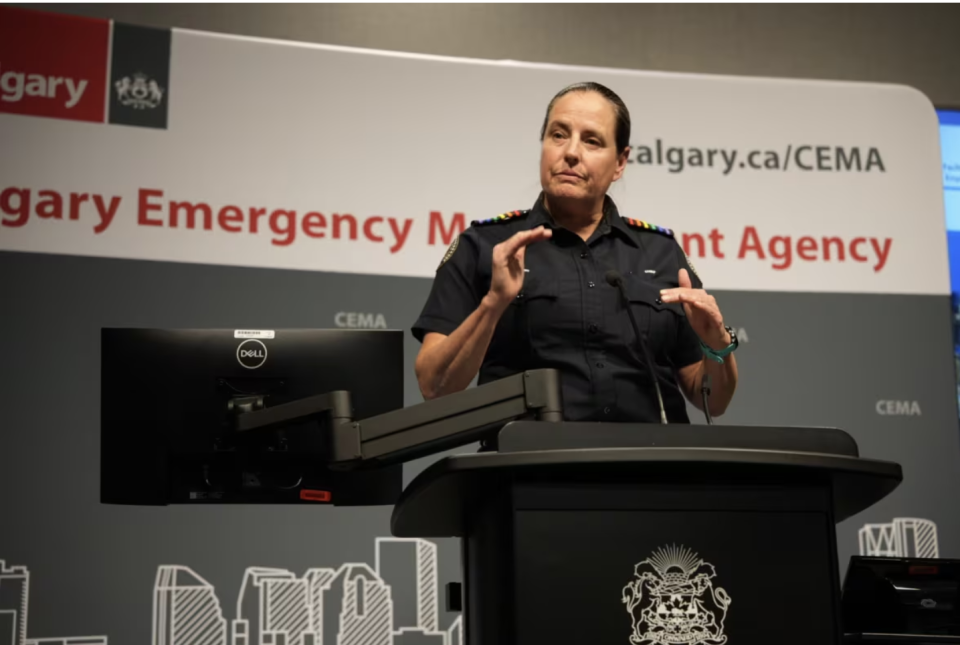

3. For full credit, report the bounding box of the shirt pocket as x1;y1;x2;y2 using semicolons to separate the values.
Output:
621;273;681;358
511;276;563;363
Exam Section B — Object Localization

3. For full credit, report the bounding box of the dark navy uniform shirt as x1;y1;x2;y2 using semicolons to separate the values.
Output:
412;193;705;423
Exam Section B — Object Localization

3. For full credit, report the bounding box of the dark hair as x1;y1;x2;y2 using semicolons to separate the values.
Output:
539;82;631;153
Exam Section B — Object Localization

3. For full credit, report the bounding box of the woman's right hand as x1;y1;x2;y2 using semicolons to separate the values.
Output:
485;227;553;311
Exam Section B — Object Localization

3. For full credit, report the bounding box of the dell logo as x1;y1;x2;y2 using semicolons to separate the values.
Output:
237;339;268;369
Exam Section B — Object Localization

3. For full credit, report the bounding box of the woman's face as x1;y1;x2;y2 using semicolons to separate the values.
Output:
539;91;628;208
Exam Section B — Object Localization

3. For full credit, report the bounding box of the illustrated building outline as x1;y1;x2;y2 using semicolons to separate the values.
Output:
0;560;107;645
0;561;28;645
217;538;461;645
233;567;319;645
374;538;443;642
154;566;227;645
858;517;940;558
231;562;396;645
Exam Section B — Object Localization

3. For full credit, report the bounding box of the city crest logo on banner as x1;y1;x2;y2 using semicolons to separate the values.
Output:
115;72;164;110
109;22;171;129
622;544;732;645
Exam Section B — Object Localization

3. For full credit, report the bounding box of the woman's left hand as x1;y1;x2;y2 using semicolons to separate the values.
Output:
659;268;730;350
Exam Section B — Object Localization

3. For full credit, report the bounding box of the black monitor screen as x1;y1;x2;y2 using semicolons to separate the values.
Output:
843;555;960;638
101;328;404;506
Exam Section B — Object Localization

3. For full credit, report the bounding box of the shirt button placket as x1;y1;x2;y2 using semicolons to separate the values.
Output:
583;244;607;420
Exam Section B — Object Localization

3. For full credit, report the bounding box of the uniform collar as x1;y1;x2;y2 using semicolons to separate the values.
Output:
529;192;639;248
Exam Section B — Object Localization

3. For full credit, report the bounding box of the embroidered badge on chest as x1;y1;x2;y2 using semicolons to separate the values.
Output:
682;249;700;280
438;235;460;270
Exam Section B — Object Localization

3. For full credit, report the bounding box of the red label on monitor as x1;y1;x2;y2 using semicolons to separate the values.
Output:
909;565;939;575
300;490;332;503
0;7;109;123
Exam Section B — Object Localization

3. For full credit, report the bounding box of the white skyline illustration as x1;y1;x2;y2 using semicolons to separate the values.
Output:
154;566;228;645
858;517;940;558
2;537;459;645
0;560;108;645
153;538;461;645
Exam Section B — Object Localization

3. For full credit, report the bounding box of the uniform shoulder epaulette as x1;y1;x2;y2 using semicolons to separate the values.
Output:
622;217;674;238
471;209;530;226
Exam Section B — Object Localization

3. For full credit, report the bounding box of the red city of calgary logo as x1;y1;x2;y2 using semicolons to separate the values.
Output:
0;64;91;110
0;7;109;123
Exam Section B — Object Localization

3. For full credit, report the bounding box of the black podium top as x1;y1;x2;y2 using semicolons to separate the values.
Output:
391;423;902;537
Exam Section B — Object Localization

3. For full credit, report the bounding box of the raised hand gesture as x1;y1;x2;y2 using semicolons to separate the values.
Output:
487;227;553;309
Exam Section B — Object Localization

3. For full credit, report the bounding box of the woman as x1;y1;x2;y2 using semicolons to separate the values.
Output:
411;82;738;423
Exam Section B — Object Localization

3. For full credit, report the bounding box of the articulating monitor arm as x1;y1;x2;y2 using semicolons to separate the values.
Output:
233;369;563;467
233;389;361;462
349;368;563;465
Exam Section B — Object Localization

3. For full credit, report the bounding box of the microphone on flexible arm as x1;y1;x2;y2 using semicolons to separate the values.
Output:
659;341;715;427
700;373;714;426
605;270;668;425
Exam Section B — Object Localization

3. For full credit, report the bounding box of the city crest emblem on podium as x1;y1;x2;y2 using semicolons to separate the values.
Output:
622;544;732;645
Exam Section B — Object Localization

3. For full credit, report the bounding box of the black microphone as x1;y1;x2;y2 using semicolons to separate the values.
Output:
605;270;668;425
700;373;714;425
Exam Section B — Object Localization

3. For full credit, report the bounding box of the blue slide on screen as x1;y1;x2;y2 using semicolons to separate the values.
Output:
939;108;960;407
940;109;960;294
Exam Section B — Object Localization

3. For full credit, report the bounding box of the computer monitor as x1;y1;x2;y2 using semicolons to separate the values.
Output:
938;108;960;410
842;555;960;640
100;328;404;506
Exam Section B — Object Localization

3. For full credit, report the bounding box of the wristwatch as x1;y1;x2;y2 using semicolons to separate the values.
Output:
701;325;738;364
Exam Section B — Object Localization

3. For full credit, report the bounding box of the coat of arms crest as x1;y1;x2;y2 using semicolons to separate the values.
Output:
622;544;732;645
115;73;164;110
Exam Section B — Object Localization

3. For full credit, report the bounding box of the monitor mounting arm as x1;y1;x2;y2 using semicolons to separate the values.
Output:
233;368;564;466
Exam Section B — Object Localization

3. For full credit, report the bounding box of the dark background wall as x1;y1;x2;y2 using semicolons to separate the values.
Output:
23;3;960;107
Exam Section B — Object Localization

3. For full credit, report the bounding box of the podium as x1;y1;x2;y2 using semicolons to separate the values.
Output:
392;422;902;645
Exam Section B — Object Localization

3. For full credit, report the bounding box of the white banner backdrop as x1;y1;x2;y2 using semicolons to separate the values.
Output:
0;22;948;295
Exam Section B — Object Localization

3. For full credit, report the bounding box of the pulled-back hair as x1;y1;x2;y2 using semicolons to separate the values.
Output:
539;82;631;153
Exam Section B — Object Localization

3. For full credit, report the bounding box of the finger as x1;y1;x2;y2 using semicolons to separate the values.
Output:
675;294;717;313
679;267;692;289
518;226;552;248
497;229;541;258
497;227;552;258
659;288;697;303
659;286;712;302
661;293;720;319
